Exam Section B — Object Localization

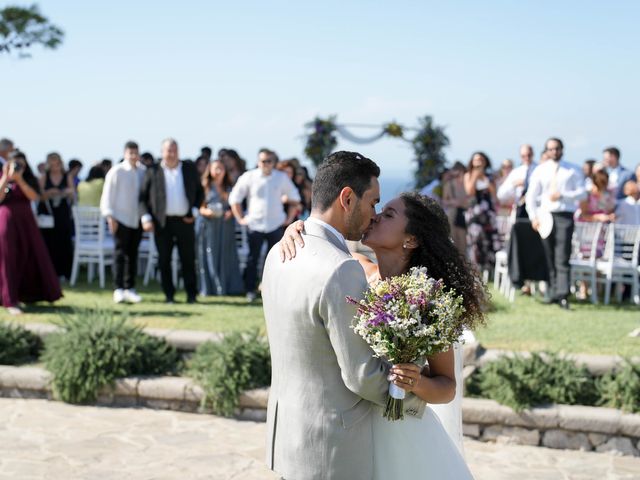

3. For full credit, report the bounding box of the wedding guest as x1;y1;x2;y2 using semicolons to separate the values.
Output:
577;170;616;223
526;138;586;309
38;152;75;281
229;148;300;302
575;170;615;299
276;159;304;223
77;166;106;206
100;158;113;175
195;155;208;176
463;151;499;273
200;146;213;161
0;138;14;165
276;159;297;180
497;144;537;218
220;149;246;185
442;161;469;255
101;141;146;304
295;166;313;217
615;180;640;225
68;159;83;191
495;158;515;215
140;138;204;304
603;147;632;199
197;159;243;296
140;152;155;168
0;151;61;315
582;159;596;190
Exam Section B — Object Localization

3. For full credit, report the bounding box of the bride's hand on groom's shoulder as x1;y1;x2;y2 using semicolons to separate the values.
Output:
389;363;423;393
280;220;306;262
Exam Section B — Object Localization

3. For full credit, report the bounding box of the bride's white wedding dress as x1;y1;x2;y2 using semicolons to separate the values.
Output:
372;338;474;479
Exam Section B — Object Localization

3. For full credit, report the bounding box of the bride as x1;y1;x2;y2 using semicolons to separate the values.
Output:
280;192;486;479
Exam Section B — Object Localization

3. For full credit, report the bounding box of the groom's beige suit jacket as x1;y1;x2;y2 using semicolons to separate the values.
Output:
262;220;390;480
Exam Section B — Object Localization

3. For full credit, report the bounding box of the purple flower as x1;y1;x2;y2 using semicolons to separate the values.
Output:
382;294;394;302
367;312;394;327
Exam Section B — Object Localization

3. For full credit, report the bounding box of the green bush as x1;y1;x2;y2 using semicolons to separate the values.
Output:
598;359;640;413
0;322;42;365
188;329;271;417
43;309;180;404
467;352;599;411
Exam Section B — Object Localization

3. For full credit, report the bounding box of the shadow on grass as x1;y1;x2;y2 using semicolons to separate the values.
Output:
22;305;76;315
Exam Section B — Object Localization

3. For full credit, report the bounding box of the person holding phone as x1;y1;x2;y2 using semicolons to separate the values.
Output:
463;151;500;273
0;151;61;315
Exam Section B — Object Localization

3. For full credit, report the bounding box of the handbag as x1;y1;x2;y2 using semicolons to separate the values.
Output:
36;200;55;229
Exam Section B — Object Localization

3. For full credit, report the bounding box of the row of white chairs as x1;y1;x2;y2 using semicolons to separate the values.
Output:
69;206;251;289
571;222;640;305
493;214;640;305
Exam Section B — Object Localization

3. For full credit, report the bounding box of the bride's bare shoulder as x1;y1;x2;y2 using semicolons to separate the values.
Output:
351;252;379;283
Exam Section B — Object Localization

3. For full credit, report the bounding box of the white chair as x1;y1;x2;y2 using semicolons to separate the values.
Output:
493;215;515;301
596;224;640;305
70;206;114;288
570;222;606;304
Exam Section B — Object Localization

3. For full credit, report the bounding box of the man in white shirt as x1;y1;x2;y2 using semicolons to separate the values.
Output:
101;141;146;304
603;147;633;200
230;148;301;302
526;137;586;309
0;138;14;166
615;180;640;225
139;138;204;304
497;144;536;218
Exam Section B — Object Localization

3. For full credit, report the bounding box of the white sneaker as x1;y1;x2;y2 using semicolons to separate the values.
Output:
246;292;257;303
113;289;125;304
123;289;142;303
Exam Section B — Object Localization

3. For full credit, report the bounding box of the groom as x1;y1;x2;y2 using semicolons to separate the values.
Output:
262;152;424;480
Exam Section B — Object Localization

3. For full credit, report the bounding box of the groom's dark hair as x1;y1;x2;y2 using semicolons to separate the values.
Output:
311;151;380;212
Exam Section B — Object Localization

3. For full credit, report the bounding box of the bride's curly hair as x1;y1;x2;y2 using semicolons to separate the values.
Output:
401;192;488;329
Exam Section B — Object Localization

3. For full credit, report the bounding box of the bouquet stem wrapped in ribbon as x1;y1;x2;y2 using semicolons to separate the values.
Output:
348;267;467;421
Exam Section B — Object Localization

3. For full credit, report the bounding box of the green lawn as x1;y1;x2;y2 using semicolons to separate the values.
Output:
1;280;265;333
2;281;638;356
476;287;639;357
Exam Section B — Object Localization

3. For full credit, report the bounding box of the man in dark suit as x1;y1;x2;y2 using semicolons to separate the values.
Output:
140;138;204;303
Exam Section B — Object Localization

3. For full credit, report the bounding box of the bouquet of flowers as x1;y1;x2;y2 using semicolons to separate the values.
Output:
347;267;466;421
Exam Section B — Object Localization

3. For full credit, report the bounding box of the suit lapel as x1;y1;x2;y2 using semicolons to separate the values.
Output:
303;221;351;256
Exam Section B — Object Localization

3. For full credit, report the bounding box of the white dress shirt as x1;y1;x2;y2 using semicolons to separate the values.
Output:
162;161;190;216
608;165;627;190
100;161;146;229
526;160;586;220
497;163;536;204
229;169;301;233
615;196;640;225
306;216;348;250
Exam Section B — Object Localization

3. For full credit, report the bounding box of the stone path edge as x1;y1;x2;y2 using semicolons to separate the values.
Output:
0;364;638;436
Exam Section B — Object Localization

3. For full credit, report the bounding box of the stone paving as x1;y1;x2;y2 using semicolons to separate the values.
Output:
0;398;638;480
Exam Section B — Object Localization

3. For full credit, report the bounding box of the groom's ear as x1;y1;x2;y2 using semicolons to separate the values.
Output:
338;187;355;211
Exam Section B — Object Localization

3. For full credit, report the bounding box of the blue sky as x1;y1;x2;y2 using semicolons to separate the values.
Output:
4;0;640;187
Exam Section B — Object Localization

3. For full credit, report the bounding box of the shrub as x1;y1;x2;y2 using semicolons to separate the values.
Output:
43;308;180;404
598;359;640;413
467;352;598;411
188;329;271;417
0;322;42;365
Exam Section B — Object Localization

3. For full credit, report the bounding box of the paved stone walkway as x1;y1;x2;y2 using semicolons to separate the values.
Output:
0;398;638;479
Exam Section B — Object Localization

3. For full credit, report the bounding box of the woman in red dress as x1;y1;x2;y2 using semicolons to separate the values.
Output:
0;151;62;314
